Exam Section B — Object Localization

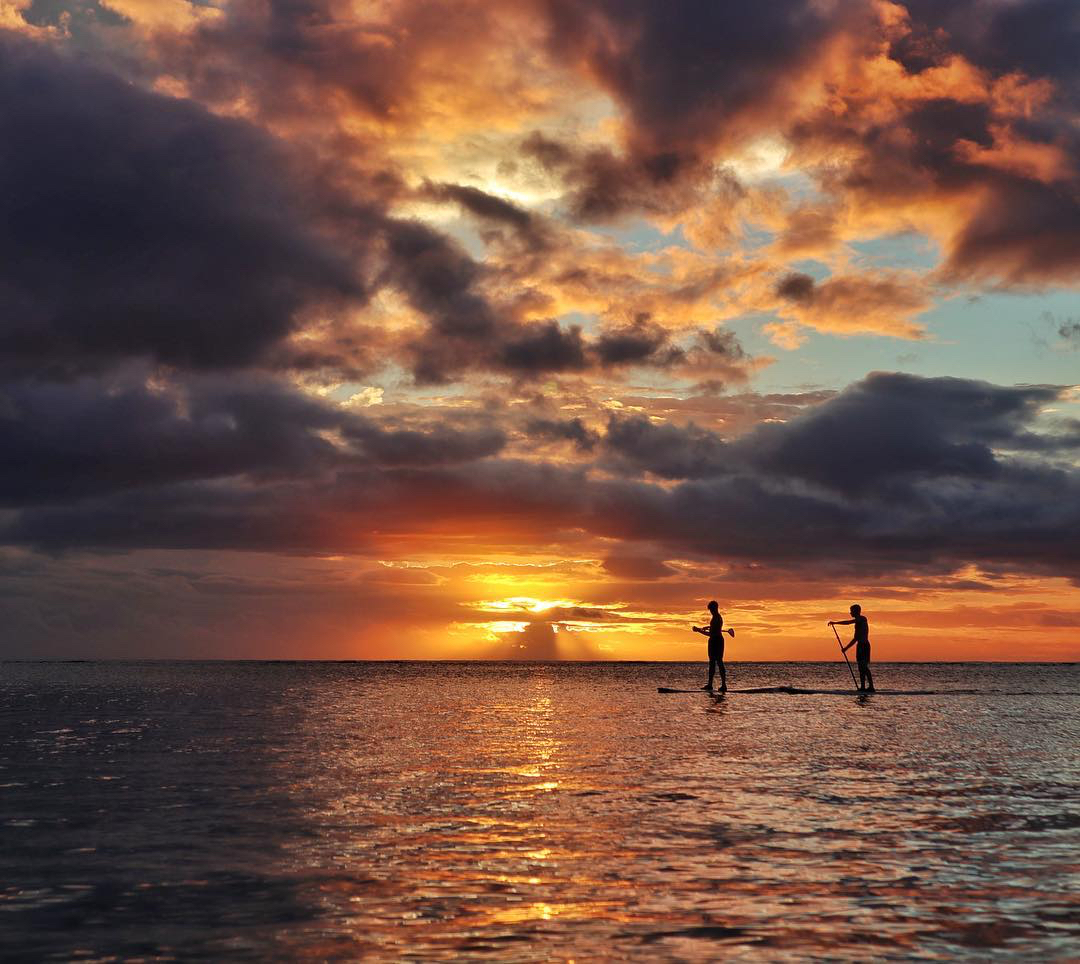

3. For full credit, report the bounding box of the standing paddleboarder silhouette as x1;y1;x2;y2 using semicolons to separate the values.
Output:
829;604;875;692
693;600;734;692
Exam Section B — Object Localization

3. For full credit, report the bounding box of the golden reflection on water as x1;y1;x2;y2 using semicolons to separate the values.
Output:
264;662;1080;958
3;661;1078;960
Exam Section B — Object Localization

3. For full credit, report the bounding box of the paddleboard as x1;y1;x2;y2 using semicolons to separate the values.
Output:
657;686;988;695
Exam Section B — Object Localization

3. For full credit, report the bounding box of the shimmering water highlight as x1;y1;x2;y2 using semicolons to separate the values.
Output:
1;661;1078;959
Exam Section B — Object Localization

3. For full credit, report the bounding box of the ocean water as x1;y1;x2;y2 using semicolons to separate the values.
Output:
1;661;1078;961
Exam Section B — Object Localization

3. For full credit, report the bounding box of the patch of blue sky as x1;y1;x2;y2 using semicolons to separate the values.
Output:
739;223;777;255
747;324;938;393
432;216;488;260
582;210;780;257
584;219;683;253
848;232;940;273
741;287;1080;396
723;313;786;359
558;311;601;335
785;258;831;281
759;169;819;203
913;289;1080;388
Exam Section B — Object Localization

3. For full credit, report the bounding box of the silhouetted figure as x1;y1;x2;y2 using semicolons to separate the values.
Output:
830;604;874;692
693;600;731;692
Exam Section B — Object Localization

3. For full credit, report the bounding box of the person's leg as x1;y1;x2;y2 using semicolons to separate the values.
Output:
718;659;727;692
864;662;874;691
858;662;868;690
703;654;715;689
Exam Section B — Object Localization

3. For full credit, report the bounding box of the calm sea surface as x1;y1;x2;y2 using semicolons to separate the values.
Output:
1;661;1078;960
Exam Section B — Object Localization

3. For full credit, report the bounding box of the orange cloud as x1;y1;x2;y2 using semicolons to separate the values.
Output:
772;271;932;339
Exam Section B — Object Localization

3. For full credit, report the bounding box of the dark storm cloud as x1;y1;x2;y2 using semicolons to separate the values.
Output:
944;174;1080;285
11;370;1066;569
524;417;600;451
0;371;508;507
786;36;1080;285
409;312;750;385
899;0;1080;98
594;316;681;367
904;99;994;178
344;420;506;467
798;99;984;207
0;33;370;374
603;414;728;480
158;0;407;122
580;373;1080;575
5;374;1080;580
403;297;701;384
737;373;1067;498
807;90;1080;287
0;458;590;554
423;182;550;251
378;217;643;383
0;373;341;505
697;328;748;360
498;320;589;373
0;33;545;388
542;0;860;157
521;132;719;221
427;182;534;230
520;0;871;221
772;270;930;337
1;477;326;553
601;372;1075;493
161;0;514;126
776;273;816;304
383;219;498;340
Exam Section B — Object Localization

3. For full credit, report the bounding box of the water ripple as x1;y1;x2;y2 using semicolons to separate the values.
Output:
1;661;1078;960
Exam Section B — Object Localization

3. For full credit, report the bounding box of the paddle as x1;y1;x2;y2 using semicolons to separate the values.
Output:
831;622;859;691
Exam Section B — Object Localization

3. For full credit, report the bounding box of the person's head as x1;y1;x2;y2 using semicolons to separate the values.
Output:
849;604;861;616
707;600;719;614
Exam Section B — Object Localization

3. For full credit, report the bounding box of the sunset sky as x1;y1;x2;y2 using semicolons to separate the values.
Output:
2;0;1079;660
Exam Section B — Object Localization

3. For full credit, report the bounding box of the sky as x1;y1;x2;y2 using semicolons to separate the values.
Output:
1;0;1079;661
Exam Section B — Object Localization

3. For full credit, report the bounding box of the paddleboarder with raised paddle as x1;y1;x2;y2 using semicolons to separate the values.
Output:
829;604;874;692
693;600;734;692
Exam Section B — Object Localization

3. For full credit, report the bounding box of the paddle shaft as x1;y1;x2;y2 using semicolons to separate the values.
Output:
831;623;859;690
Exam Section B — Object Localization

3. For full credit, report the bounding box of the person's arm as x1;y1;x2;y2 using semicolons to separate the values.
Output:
829;618;855;626
692;626;706;635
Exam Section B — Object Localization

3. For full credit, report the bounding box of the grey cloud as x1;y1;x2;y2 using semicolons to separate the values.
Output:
0;370;507;507
345;421;506;467
0;33;370;375
738;373;1069;498
498;321;589;374
603;414;729;480
4;372;1080;583
524;417;600;452
594;316;682;367
602;555;674;580
521;132;719;222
